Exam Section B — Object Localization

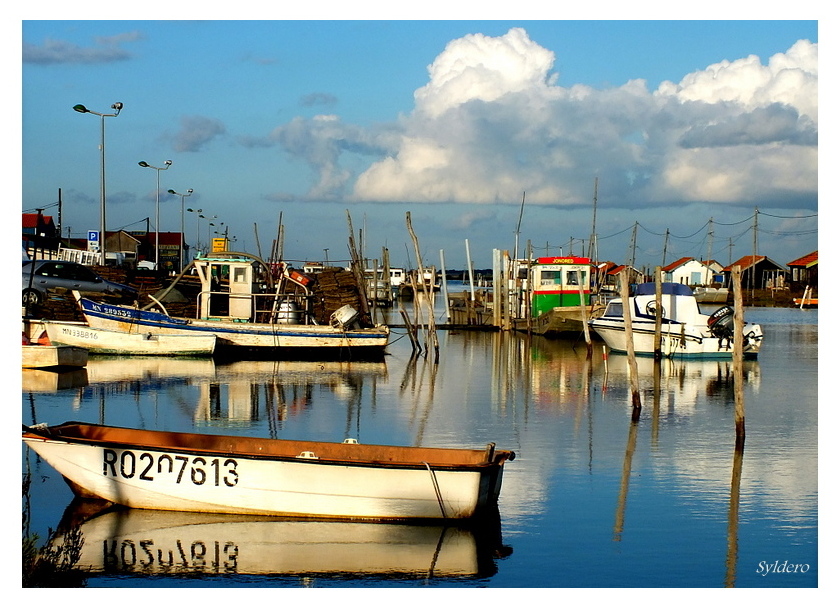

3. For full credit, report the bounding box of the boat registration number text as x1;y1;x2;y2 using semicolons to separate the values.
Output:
59;326;99;340
103;449;239;487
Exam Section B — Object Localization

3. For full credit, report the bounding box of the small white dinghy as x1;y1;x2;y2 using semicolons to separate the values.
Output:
42;320;216;357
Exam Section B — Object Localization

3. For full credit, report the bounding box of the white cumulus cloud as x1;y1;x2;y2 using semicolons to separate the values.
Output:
351;29;817;209
265;28;816;211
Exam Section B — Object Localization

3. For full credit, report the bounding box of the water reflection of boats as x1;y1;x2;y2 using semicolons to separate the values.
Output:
53;499;510;578
197;359;389;423
213;359;388;383
603;353;760;409
22;368;88;392
84;356;217;384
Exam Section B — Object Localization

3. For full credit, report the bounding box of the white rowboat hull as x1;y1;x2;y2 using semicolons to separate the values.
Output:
22;423;512;521
43;321;216;356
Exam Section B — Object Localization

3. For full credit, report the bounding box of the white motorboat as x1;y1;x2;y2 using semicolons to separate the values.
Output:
588;282;763;358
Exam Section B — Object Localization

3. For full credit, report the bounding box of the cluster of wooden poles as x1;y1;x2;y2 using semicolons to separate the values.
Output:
616;265;748;447
400;212;440;363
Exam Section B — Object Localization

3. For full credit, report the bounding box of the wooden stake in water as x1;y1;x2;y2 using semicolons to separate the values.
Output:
653;266;663;359
578;283;592;353
619;269;642;413
732;265;745;446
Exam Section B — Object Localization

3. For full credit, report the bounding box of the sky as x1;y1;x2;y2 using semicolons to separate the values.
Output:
16;13;819;272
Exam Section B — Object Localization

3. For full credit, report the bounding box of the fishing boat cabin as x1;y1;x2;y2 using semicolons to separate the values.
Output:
192;253;311;324
529;256;592;316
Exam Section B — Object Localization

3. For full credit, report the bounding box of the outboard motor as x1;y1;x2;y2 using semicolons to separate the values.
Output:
707;305;735;340
330;305;359;330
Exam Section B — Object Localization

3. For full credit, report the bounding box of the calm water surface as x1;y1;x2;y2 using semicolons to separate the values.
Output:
21;302;817;588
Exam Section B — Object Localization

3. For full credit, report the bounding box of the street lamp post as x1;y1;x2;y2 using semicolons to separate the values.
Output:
203;215;218;251
186;208;203;258
72;102;123;265
138;160;172;269
168;188;193;271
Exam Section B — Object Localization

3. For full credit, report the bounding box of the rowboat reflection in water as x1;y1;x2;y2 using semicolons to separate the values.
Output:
50;499;511;579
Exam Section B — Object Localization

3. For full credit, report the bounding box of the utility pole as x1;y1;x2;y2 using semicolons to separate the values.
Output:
57;189;63;247
752;208;759;291
705;218;714;284
627;222;638;268
588;177;598;262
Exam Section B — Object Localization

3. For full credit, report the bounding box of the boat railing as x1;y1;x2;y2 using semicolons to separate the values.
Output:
195;289;314;324
258;291;314;324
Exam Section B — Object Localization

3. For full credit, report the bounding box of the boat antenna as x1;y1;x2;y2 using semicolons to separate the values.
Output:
514;191;526;260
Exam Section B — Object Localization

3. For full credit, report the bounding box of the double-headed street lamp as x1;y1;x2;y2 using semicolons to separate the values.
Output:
205;216;218;250
72;102;123;265
186;207;203;257
138;159;172;269
168;188;193;271
198;215;218;253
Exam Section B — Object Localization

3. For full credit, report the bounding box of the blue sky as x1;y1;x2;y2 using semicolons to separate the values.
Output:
18;15;818;271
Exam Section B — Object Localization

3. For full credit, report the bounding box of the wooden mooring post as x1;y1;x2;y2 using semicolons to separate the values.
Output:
619;268;642;416
732;265;745;447
653;266;663;359
578;283;592;354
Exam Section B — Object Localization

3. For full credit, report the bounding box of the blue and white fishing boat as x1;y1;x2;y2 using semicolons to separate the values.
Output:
588;282;764;358
78;252;389;359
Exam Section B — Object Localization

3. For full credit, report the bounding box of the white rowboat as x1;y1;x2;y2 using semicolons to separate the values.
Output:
22;422;515;521
42;320;216;356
